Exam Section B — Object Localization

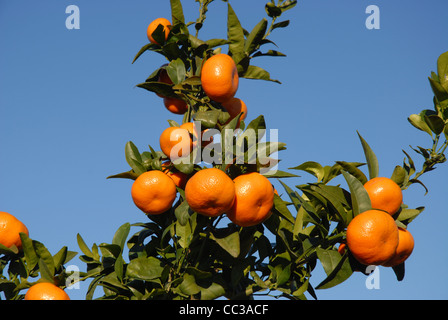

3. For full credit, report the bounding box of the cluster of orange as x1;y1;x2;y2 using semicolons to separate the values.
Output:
0;211;70;300
131;18;272;228
339;177;414;268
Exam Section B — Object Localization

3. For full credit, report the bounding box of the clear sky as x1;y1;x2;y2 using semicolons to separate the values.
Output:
1;0;447;300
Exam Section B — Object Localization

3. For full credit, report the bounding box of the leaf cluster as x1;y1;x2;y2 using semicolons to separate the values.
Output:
0;234;77;300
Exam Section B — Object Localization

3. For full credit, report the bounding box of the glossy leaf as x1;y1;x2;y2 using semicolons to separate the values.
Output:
315;248;353;289
210;230;240;258
227;3;245;58
126;257;164;281
290;161;324;182
357;131;379;180
245;18;267;55
170;0;185;25
342;171;371;218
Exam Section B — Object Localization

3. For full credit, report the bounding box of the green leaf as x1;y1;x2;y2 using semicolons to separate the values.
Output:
342;171;371;218
175;200;191;226
179;273;201;295
34;241;55;276
245;18;268;55
357;131;379;180
176;220;192;249
335;161;367;184
315;248;353;289
210;230;240;258
106;170;140;180
19;233;39;270
390;165;408;187
396;206;424;225
252;50;286;58
272;193;295;224
227;3;245;59
125;141;145;175
428;77;448;102
289;161;324;182
242;65;281;83
166;58;186;85
193;110;220;129
136;82;177;98
421;109;445;135
38;259;54;283
200;281;226;300
126;257;164;281
438;51;448;91
77;233;93;258
112;223;131;251
52;246;68;271
408;114;433;137
132;43;159;64
170;0;185;25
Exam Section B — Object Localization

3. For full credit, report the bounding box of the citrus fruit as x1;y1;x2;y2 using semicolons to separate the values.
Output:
185;168;235;217
382;227;415;267
222;97;247;125
364;177;403;215
163;97;188;115
0;211;29;250
162;161;189;189
346;209;399;265
227;172;274;227
201;53;239;103
159;126;193;160
24;282;70;300
131;170;177;215
147;18;171;45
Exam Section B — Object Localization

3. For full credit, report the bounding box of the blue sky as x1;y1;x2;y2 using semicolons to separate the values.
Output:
1;0;447;300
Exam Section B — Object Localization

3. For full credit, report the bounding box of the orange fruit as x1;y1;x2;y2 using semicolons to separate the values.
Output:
222;97;247;125
24;282;70;300
364;177;403;215
179;122;214;149
159;126;193;160
346;209;399;265
0;211;29;250
382;227;415;267
147;18;171;45
201;53;239;103
131;170;177;215
227;172;274;227
337;243;347;255
162;161;189;189
185;168;235;217
163;97;188;115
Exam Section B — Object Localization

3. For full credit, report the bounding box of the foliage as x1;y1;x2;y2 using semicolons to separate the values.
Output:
1;0;447;300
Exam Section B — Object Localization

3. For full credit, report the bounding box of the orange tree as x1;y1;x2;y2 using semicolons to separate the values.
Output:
1;0;447;300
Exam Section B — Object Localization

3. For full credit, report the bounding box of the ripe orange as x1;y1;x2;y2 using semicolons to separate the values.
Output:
227;172;274;227
131;170;177;215
185;168;235;217
162;161;189;189
222;97;247;125
159;126;193;160
337;243;347;255
201;53;239;103
364;177;403;215
0;211;29;250
382;227;415;267
24;282;70;300
147;18;171;45
346;209;399;265
163;97;188;115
